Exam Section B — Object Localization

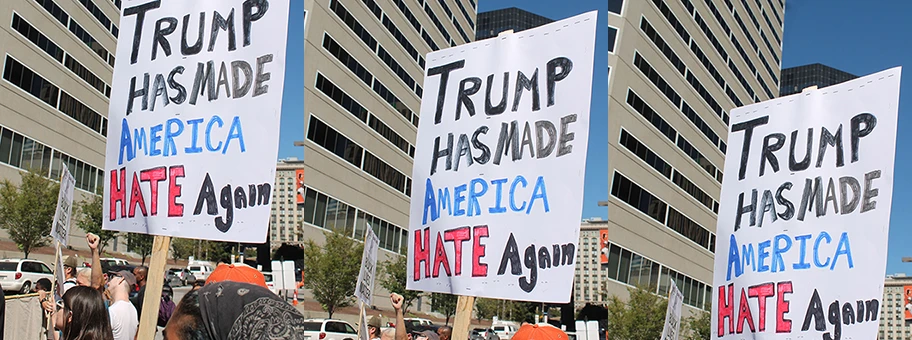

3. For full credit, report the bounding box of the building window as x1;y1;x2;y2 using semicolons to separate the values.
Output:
306;115;364;168
611;172;667;224
607;27;618;53
3;55;59;108
608;0;623;14
633;53;682;108
11;13;64;62
322;33;373;86
639;18;684;75
424;3;452;45
315;73;368;122
618;129;672;179
329;0;378;51
625;89;677;143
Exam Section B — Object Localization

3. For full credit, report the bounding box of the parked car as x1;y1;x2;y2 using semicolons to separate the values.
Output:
263;273;276;294
471;328;498;340
0;259;55;294
99;258;130;271
404;318;439;333
301;319;357;340
188;264;214;280
493;324;519;339
168;268;196;286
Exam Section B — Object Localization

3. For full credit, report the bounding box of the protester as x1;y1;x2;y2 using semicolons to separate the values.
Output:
204;263;268;288
54;286;114;340
164;280;307;339
381;328;397;340
77;268;92;286
106;270;139;340
391;293;407;340
190;279;205;292
368;316;383;340
62;256;80;293
511;323;569;340
130;266;149;316
412;330;439;340
34;277;53;293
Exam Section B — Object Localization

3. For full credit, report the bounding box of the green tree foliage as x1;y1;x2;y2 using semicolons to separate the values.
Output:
0;171;59;258
302;232;362;318
379;253;421;314
475;298;501;322
431;293;459;325
171;237;197;262
683;305;711;340
75;194;117;254
127;233;154;265
605;286;667;340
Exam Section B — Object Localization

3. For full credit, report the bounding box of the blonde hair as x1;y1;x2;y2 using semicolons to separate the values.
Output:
381;328;396;340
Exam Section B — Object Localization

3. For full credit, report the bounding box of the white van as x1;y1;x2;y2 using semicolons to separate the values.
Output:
493;324;519;340
188;264;214;280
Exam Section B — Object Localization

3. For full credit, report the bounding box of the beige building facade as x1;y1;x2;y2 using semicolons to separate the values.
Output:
597;0;784;314
880;274;912;340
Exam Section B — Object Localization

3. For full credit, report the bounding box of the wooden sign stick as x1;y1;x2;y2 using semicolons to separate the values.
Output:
137;235;171;340
452;295;476;340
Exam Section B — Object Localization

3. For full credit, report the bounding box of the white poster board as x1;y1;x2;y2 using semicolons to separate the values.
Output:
55;251;66;296
406;11;598;303
711;67;901;339
355;226;380;306
102;0;290;243
51;164;75;247
661;279;684;340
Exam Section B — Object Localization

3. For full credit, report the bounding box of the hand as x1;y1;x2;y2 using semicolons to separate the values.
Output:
86;233;100;250
390;293;403;310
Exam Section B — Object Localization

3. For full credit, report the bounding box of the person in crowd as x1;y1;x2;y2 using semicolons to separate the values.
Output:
77;268;92;287
190;279;205;292
390;293;408;340
164;280;307;339
106;270;139;340
53;286;113;340
381;328;397;340
511;323;569;340
436;326;451;340
34;277;53;293
367;316;383;340
62;256;80;294
204;263;268;288
411;330;439;340
130;266;149;316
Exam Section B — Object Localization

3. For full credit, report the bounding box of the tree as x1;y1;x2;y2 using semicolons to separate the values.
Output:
75;194;117;254
127;233;154;265
171;237;197;262
683;305;711;340
475;298;501;322
0;171;59;258
605;286;667;340
302;232;362;318
431;293;458;325
379;252;421;314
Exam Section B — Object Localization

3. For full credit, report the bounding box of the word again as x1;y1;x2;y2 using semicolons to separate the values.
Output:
801;289;879;340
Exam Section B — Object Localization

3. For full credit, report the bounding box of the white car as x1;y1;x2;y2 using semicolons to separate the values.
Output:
301;319;357;340
493;324;519;340
188;264;214;280
263;273;277;295
0;259;55;294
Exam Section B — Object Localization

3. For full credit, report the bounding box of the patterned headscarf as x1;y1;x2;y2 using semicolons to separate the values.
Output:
198;281;308;340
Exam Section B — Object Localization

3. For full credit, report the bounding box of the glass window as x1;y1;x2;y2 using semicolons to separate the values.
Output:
324;198;339;231
344;206;356;237
609;0;623;14
0;128;11;164
9;133;23;168
607;27;618;53
617;249;631;284
314;193;327;227
355;211;367;240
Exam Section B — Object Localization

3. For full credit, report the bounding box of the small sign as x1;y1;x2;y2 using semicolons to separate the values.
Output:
355;226;380;305
51;164;75;246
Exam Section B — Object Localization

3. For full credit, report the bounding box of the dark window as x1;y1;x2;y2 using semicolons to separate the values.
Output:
437;0;453;18
422;31;440;51
728;60;756;99
372;80;415;125
619;129;672;179
733;11;759;53
329;0;378;51
454;0;475;29
672;170;715;210
702;0;731;35
625;89;677;143
424;3;452;44
303;188;317;224
77;0;115;36
761;10;781;46
606;244;621;280
680;102;720;146
0;124;99;190
64;55;107;95
757;72;775;100
393;0;422;33
611;172;667;224
453;17;471;43
760;31;780;65
360;0;382;19
689;42;726;89
322;34;373;86
67;19;110;63
380;15;423;67
666;208;712;251
368;114;412;156
617;248;632;283
693;12;728;61
726;87;744;107
315;73;369;122
607;26;618;53
362;151;407;193
729;35;757;76
307;115;364;168
3;55;59;108
377;46;416;90
675;136;717;178
11;14;64;62
58;91;105;134
766;0;783;26
685;71;723;118
609;0;624;14
651;0;690;43
632;53;681;107
467;0;476;9
640;18;685;76
740;0;760;29
34;0;69;26
759;53;779;85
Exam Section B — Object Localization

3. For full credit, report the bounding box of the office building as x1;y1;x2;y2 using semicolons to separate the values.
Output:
475;7;553;40
297;0;475;308
779;63;857;96
598;0;784;315
880;274;912;340
1;0;121;248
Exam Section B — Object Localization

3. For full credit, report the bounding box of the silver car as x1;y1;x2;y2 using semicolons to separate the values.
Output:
471;328;498;340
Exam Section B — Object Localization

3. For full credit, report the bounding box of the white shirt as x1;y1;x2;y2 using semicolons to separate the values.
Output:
109;300;139;340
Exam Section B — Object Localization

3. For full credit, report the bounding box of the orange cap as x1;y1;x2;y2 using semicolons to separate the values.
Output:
205;263;268;289
511;324;568;340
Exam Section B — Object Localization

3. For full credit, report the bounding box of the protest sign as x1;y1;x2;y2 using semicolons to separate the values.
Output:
102;0;290;243
661;279;684;340
406;11;597;303
711;67;901;339
51;164;76;246
355;226;380;305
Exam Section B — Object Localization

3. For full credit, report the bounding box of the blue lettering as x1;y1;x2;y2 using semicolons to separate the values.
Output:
206;116;224;151
184;118;204;153
771;234;792;273
223;116;246;154
422;178;438;225
488;178;508;214
793;234;812;270
527;176;550;214
149;124;163;156
118;119;134;165
454;184;467;216
510;176;528;212
832;232;854;270
757;240;771;272
814;232;832;268
467;178;488;217
742;244;755;272
134;127;147;156
438;188;451;216
726;234;741;281
163;118;184;156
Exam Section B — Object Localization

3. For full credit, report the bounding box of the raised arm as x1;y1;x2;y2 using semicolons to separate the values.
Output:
391;293;407;340
87;233;103;291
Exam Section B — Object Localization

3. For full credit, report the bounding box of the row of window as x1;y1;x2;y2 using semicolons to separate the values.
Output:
3;56;108;136
390;0;440;52
727;3;779;96
739;0;760;31
625;89;722;184
454;0;474;29
314;73;415;158
611;172;715;253
76;0;119;37
619;128;718;213
373;80;419;127
36;0;115;67
424;3;453;46
431;0;470;44
290;184;408;254
0;124;102;193
760;31;779;65
640;18;686;76
307;115;412;196
322;33;373;86
353;0;429;70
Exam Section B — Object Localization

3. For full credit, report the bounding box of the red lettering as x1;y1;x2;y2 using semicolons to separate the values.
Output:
128;172;147;218
110;168;126;221
139;166;167;215
168;166;185;217
776;281;793;333
748;283;775;332
718;284;734;337
443;227;470;276
414;228;430;281
737;288;755;334
472;225;489;277
432;232;451;277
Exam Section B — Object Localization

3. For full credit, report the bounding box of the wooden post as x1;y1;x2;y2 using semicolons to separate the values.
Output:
136;236;171;340
452;295;476;340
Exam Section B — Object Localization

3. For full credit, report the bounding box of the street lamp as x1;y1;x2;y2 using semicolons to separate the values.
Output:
903;257;912;263
597;201;609;207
